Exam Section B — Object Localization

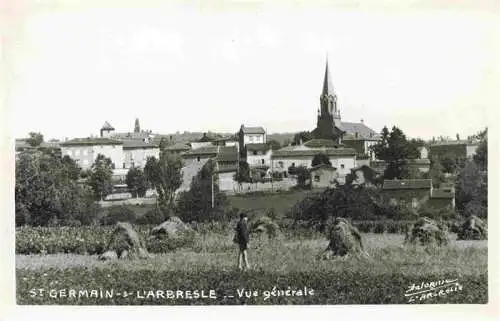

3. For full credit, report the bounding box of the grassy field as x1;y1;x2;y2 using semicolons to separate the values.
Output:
227;189;319;216
16;233;488;305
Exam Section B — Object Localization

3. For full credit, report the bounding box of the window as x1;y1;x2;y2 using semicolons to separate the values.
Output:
261;159;265;164
197;156;200;162
314;175;320;182
123;163;126;169
253;151;258;156
400;198;406;207
112;163;116;169
131;162;135;168
341;164;345;169
292;162;295;167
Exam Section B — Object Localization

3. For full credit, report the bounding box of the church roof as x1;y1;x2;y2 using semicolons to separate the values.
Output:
340;122;379;140
322;58;335;97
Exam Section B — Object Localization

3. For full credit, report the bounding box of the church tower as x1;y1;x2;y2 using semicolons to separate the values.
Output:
312;58;344;142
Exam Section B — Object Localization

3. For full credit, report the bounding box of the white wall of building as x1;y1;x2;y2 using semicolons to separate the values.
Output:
61;144;123;170
466;144;479;158
247;149;272;167
190;142;213;150
123;148;160;169
272;155;356;175
243;133;266;146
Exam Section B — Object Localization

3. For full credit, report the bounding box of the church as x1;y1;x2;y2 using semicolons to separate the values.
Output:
311;58;380;157
270;59;380;179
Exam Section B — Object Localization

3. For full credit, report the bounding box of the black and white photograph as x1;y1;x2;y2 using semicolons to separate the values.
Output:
2;0;499;320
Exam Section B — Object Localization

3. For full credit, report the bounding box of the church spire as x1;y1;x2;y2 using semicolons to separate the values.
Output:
322;55;335;97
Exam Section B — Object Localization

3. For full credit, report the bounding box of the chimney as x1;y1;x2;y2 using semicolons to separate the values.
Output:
360;118;364;124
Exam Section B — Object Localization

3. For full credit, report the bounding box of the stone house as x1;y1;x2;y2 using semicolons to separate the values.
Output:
382;179;433;210
310;164;339;189
245;143;272;169
60;137;124;170
428;140;480;160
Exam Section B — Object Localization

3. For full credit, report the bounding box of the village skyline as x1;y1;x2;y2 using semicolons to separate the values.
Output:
7;2;494;141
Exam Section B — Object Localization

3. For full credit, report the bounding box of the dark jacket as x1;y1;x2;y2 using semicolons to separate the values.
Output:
235;219;249;245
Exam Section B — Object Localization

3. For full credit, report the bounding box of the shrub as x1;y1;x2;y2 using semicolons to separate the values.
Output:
135;207;165;225
373;221;386;234
146;228;197;253
100;206;137;225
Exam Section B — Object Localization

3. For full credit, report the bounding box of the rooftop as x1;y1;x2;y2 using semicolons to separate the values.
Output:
340;122;380;140
383;179;432;190
304;139;343;148
272;147;357;158
60;138;123;146
122;140;159;149
164;142;191;151
240;125;266;134
310;164;337;171
101;121;115;131
246;143;270;152
429;140;480;147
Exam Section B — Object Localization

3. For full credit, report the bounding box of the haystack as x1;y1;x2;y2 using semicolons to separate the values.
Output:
457;215;487;240
98;222;150;260
404;217;449;246
149;216;192;240
319;217;367;259
250;216;280;239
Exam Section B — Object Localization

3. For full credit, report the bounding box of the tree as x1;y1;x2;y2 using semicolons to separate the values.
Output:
424;157;446;187
295;166;310;189
26;132;44;147
473;129;487;171
455;160;487;218
311;153;331;167
176;161;230;223
87;154;114;201
144;153;183;216
61;155;81;180
372;126;421;179
126;167;148;198
440;153;458;174
15;149;99;226
293;131;313;145
268;139;281;150
234;161;251;183
159;137;169;153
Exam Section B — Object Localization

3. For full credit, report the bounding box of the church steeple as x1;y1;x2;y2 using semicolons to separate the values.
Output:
322;57;335;97
312;56;344;142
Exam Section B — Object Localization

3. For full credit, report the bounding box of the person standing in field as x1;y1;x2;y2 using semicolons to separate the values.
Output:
234;213;250;270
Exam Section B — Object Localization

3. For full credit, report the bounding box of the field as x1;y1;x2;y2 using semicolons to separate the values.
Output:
227;189;318;215
16;231;488;305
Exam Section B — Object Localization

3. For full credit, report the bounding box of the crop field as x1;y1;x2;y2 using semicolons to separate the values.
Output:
16;231;488;305
228;190;319;216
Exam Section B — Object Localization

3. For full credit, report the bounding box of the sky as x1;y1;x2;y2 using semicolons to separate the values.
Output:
4;0;499;141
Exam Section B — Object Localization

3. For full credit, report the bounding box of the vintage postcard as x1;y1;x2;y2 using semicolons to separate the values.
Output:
2;0;498;320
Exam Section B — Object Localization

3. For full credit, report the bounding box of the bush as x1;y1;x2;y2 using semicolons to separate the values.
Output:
135;207;166;225
100;206;137;225
146;229;197;253
373;221;386;234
